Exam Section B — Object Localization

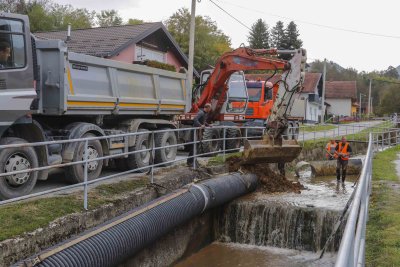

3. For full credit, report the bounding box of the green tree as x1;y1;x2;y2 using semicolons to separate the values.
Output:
248;19;269;49
127;18;144;25
382;66;399;79
165;7;231;71
0;0;27;13
283;21;302;49
270;21;285;48
26;1;54;32
96;10;123;27
50;4;94;30
376;85;400;115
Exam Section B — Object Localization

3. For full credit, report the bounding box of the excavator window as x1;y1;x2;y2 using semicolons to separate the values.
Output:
265;87;273;100
0;18;26;70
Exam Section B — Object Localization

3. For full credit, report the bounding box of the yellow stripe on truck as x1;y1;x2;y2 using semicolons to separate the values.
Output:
66;67;75;95
67;101;115;107
119;103;185;109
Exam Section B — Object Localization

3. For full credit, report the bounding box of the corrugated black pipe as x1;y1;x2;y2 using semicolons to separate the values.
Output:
18;172;257;267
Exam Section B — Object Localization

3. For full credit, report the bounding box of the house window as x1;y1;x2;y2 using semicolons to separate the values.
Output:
136;46;165;63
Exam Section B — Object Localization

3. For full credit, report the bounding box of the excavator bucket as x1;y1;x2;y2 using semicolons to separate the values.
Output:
242;137;302;165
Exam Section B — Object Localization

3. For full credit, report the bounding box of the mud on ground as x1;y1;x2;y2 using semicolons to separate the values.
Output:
227;156;304;194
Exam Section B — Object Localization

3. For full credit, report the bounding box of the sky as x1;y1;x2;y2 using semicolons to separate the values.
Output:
53;0;400;72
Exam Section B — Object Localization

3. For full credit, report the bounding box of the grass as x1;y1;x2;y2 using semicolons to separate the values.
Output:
0;178;147;242
365;145;400;266
300;124;336;132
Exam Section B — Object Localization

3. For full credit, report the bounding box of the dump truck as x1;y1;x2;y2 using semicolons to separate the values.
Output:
0;13;191;199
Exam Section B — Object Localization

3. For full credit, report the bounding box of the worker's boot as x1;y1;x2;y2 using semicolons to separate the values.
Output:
336;168;341;182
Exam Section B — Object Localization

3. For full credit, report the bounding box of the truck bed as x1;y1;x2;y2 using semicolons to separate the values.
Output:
35;39;189;116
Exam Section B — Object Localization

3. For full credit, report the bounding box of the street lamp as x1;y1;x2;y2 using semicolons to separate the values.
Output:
359;93;366;119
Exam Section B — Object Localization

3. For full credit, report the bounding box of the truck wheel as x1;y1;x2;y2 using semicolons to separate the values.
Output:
0;137;38;200
201;128;220;156
225;128;241;153
65;133;103;183
155;129;177;166
126;129;151;173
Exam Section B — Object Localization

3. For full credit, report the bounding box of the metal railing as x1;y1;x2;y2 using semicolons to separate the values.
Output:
335;127;400;267
0;120;396;209
298;120;396;144
0;125;265;207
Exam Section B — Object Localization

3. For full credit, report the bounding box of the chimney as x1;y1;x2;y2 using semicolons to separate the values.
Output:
66;23;71;42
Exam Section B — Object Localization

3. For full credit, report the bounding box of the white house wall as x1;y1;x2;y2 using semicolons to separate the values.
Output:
290;93;321;123
326;98;352;116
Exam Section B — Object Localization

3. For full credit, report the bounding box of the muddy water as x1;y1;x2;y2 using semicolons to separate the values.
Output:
175;242;336;267
176;174;357;267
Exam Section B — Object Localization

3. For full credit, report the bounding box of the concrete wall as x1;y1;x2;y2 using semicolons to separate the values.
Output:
326;98;352;116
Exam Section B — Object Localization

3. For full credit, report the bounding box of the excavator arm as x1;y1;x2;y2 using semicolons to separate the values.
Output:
243;48;307;164
191;47;291;121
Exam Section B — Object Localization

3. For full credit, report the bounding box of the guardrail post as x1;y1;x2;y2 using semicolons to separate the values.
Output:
83;139;89;210
222;127;226;162
150;131;155;184
193;128;197;169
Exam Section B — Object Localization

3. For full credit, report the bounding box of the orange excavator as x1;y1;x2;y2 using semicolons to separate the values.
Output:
181;47;307;164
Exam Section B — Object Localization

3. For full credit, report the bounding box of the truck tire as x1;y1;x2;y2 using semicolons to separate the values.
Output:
126;129;151;173
201;128;220;156
225;128;241;153
65;133;103;183
155;129;177;166
0;137;38;200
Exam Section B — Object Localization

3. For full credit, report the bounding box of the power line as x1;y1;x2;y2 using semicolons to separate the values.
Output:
209;0;251;31
213;0;400;39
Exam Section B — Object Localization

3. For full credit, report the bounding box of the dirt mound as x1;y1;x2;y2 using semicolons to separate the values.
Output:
227;156;304;194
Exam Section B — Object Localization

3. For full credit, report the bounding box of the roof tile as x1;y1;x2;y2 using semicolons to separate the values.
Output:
325;81;357;99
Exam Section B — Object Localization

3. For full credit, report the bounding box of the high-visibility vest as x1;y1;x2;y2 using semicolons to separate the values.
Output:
325;142;337;158
336;142;350;160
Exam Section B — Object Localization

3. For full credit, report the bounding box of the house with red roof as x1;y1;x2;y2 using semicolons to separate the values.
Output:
325;81;357;117
34;22;198;76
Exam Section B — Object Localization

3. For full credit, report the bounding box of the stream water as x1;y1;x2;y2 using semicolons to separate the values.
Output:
176;174;358;267
175;242;337;267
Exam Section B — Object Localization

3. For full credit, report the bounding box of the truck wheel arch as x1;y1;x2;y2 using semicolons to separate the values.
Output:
62;123;109;162
4;120;48;167
120;119;177;147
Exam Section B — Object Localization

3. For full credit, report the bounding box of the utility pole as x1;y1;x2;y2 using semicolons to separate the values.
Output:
368;79;372;117
187;0;197;111
359;93;362;119
320;58;326;124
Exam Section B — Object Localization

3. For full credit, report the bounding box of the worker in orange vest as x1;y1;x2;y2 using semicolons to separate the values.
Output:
325;139;337;160
334;136;352;183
